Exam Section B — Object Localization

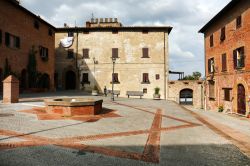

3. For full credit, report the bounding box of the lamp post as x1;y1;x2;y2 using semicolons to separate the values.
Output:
111;57;116;101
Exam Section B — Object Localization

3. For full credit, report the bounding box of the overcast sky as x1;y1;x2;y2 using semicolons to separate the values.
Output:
21;0;231;79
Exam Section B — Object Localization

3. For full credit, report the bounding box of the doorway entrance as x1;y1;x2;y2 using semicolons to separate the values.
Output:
65;70;76;90
179;89;193;105
237;84;246;115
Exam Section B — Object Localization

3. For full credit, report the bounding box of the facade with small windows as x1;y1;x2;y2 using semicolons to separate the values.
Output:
199;0;250;116
55;19;172;99
0;0;55;92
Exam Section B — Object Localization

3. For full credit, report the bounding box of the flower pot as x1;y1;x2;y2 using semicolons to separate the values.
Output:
91;90;98;96
153;94;161;100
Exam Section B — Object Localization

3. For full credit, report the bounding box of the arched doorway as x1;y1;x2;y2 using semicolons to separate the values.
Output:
180;89;193;105
20;69;27;90
237;84;246;115
65;70;76;90
37;73;50;89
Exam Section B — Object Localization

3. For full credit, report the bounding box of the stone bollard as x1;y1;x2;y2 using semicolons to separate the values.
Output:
2;75;19;103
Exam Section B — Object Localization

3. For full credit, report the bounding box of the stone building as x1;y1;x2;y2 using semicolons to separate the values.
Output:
199;0;250;116
55;18;172;99
168;80;204;109
0;0;55;92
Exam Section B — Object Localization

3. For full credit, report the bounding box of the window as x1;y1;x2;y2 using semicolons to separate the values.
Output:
5;32;20;49
220;27;226;42
112;48;118;58
142;73;150;84
221;53;227;72
48;29;53;36
142;48;149;58
142;30;149;34
236;15;242;29
233;47;245;69
34;20;39;29
208;58;215;73
210;35;214;47
39;46;48;61
208;80;215;100
143;88;147;94
83;49;89;59
112;73;119;83
81;73;90;84
156;74;160;80
223;88;231;101
112;30;118;34
67;49;74;59
68;32;74;37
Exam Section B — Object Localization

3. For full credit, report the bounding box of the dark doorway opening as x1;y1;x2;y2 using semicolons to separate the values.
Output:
237;84;246;115
54;72;58;90
0;68;2;93
20;69;27;91
180;89;193;105
37;73;50;89
65;70;76;90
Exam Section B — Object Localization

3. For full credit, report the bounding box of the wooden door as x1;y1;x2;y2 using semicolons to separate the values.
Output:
237;84;246;115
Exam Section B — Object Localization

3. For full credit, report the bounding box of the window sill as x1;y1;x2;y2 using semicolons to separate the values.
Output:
110;82;120;84
141;82;150;84
209;97;215;101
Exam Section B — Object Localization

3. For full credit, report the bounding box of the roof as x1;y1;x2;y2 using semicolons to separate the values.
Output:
199;0;241;33
56;26;173;34
6;0;56;30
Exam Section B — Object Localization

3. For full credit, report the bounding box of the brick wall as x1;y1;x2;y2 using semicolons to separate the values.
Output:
0;0;55;90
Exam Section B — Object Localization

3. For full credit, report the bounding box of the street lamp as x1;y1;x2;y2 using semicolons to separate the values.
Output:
111;57;116;101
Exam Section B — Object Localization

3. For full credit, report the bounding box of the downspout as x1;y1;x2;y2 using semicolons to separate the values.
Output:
164;32;167;100
204;33;207;112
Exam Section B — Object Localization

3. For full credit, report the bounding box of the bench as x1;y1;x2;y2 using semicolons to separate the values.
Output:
126;91;144;99
106;90;120;97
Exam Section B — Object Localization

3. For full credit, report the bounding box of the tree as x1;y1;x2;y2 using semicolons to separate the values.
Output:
27;46;38;88
3;58;11;78
183;71;202;80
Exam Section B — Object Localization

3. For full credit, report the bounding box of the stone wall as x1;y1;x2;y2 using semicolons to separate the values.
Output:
168;80;204;109
55;28;170;99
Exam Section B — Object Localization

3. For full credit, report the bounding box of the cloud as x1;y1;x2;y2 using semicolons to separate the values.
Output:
20;0;231;79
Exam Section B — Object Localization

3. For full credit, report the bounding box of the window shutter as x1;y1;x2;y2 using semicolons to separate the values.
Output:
208;59;211;73
222;54;227;71
0;30;2;44
16;37;20;48
46;48;49;57
241;47;245;67
142;48;149;58
210;35;213;47
112;48;118;58
5;32;10;46
233;50;237;69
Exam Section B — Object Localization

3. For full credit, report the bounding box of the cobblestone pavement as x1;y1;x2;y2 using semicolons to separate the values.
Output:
0;93;249;166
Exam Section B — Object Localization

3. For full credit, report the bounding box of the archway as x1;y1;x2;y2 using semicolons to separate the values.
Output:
20;69;27;90
179;89;193;105
237;84;246;115
65;70;76;90
37;73;50;89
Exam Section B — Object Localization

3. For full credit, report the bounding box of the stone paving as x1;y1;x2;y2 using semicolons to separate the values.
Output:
0;93;249;166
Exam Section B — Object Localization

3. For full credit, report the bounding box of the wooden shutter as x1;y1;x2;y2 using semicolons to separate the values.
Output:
142;48;149;58
83;49;89;59
233;50;237;69
208;59;211;73
220;27;225;41
16;37;20;48
209;81;215;99
224;89;230;101
222;54;227;71
143;73;149;83
112;48;118;58
82;73;89;83
46;48;49;57
5;32;10;46
241;47;245;67
210;35;213;47
236;15;242;28
112;73;119;83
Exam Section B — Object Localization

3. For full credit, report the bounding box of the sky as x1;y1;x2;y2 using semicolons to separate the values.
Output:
21;0;231;79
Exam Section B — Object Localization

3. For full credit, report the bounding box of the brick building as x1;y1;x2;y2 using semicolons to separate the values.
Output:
199;0;250;116
0;0;56;92
55;18;172;99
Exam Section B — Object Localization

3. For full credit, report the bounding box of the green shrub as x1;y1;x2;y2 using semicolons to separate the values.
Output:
154;87;160;95
218;105;224;112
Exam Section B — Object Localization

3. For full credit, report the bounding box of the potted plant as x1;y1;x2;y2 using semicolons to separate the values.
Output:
91;85;98;96
153;87;161;100
218;105;224;112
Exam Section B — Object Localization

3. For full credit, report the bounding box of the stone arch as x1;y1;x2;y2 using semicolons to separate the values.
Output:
62;66;78;90
179;88;193;105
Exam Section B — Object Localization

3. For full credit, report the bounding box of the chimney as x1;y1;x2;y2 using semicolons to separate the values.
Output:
91;18;94;23
95;18;99;23
86;21;90;28
109;18;113;22
100;18;103;23
105;18;108;23
114;18;118;22
64;23;68;27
